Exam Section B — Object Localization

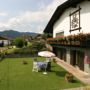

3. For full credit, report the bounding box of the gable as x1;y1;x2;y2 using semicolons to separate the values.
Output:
44;0;90;34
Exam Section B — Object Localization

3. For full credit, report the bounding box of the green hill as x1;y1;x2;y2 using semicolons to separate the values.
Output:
0;30;38;39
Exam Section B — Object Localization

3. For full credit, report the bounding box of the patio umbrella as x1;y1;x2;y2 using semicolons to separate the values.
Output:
38;51;55;58
38;51;55;74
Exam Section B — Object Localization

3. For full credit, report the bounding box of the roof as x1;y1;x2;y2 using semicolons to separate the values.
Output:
0;36;9;40
44;0;88;33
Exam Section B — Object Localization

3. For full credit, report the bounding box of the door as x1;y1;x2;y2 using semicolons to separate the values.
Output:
70;50;76;66
77;51;84;71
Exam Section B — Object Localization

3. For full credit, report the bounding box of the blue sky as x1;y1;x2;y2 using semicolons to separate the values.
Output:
0;0;66;33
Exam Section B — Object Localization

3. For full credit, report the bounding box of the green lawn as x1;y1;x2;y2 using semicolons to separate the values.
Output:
0;57;84;90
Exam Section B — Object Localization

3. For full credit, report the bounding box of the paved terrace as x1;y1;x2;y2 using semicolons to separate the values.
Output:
54;57;90;85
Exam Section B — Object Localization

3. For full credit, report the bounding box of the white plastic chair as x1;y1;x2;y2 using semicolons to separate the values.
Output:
32;61;39;72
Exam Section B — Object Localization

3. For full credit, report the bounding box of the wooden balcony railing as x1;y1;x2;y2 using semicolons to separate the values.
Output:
48;40;90;47
47;33;90;47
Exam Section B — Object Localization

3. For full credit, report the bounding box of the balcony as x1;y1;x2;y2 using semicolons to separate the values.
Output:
47;33;90;48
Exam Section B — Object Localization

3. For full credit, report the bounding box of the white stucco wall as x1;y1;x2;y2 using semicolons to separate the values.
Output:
0;40;10;46
84;50;90;74
53;1;90;38
66;49;71;64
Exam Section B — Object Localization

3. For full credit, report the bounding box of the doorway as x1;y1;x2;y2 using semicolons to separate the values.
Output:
77;51;84;71
70;50;76;66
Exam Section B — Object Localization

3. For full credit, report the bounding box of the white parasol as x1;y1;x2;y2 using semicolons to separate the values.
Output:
38;51;55;58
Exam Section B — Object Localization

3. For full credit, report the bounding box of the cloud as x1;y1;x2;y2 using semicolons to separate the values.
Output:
0;12;8;16
0;0;67;33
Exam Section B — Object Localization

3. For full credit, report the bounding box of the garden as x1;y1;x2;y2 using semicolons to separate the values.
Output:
0;57;84;90
0;35;88;90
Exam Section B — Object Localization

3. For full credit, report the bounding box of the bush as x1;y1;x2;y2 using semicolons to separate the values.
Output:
53;58;56;63
24;41;28;47
65;72;73;82
32;41;46;52
22;61;28;64
13;49;21;54
13;37;25;48
7;47;37;56
0;53;5;61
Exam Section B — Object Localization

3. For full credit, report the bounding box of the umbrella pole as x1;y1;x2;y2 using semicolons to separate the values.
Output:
43;62;47;74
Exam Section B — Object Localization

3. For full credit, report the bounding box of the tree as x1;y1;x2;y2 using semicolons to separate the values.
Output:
32;41;46;52
24;41;28;47
13;37;24;48
42;33;53;40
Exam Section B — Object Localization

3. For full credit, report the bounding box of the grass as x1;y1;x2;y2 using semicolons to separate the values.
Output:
0;57;84;90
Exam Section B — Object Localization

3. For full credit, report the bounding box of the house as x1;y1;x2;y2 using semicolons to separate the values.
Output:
44;0;90;74
0;36;10;47
34;34;43;40
21;35;32;42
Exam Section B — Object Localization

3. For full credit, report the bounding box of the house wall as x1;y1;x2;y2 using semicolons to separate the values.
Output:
84;50;90;73
53;1;90;74
0;40;10;46
53;1;90;38
66;49;71;64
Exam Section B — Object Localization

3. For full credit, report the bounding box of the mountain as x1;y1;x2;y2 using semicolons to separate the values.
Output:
0;30;39;39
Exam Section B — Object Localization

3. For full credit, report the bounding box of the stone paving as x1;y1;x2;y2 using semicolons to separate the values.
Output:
63;86;90;90
54;57;90;85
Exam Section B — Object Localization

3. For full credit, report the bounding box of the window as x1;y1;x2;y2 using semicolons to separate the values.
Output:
56;31;64;37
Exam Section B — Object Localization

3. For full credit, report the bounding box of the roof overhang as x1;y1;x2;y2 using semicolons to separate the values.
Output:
0;36;9;40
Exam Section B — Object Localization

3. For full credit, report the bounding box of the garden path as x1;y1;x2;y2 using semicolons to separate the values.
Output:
54;57;90;85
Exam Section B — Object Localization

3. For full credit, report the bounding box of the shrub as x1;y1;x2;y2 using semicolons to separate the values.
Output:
22;61;28;64
32;41;46;52
0;53;5;61
8;47;37;56
24;41;28;47
65;72;73;82
13;37;24;48
53;58;56;63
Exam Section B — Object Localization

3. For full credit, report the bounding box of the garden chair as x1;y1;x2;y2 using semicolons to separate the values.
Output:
32;61;39;72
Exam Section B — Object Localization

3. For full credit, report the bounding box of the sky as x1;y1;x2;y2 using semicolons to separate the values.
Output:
0;0;67;33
